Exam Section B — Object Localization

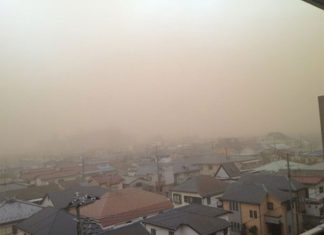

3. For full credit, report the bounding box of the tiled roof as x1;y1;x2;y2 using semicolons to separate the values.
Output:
80;187;173;227
171;175;228;197
218;162;241;178
0;199;42;225
239;173;306;191
143;204;230;235
16;207;77;235
221;182;291;204
90;174;124;186
100;223;149;235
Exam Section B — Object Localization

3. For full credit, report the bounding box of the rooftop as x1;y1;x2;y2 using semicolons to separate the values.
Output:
0;199;42;225
171;175;228;197
80;187;173;227
143;204;230;235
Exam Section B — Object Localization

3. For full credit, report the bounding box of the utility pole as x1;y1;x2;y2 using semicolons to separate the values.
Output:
155;144;162;193
287;154;295;235
70;192;98;235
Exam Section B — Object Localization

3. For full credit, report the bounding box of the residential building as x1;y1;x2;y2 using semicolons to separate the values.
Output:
0;184;61;204
222;182;298;235
79;187;173;229
170;175;228;208
238;173;307;234
215;162;241;181
15;207;101;235
142;204;230;235
0;199;42;235
293;175;324;228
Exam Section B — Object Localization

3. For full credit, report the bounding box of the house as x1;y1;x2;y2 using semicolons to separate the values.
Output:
79;187;173;229
0;184;61;204
99;223;149;235
89;174;124;191
142;204;230;235
238;173;307;234
215;162;241;181
222;182;298;235
170;175;228;208
293;175;324;228
41;185;107;209
122;176;152;190
0;199;42;235
15;207;101;235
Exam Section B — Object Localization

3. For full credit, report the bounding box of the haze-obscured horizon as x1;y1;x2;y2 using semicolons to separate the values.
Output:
1;0;324;155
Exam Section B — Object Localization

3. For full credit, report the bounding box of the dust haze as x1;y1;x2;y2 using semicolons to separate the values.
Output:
1;0;324;155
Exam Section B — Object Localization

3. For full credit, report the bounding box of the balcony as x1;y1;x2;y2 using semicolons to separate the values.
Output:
265;215;282;225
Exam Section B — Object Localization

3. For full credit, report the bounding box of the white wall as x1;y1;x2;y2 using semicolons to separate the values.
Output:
41;196;54;207
145;224;199;235
215;167;229;179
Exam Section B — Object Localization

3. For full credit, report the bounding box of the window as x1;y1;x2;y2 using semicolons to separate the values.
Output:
173;193;182;204
184;196;202;204
288;225;291;234
319;186;323;193
229;201;238;211
267;202;274;210
230;222;241;232
287;202;291;211
151;228;156;235
169;232;174;235
250;210;257;218
207;197;211;205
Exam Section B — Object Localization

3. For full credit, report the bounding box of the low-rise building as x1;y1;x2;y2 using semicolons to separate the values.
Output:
79;187;173;229
142;204;230;235
0;184;61;204
215;162;241;181
0;199;42;235
15;207;101;235
170;175;228;208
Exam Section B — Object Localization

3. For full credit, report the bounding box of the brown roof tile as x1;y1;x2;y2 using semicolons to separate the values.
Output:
80;188;173;227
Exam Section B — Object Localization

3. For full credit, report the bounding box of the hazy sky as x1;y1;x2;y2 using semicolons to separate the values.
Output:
1;0;324;154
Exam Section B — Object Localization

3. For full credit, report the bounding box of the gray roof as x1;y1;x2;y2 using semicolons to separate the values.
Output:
222;182;292;204
16;207;77;235
217;162;241;178
171;175;228;197
0;184;61;202
100;223;149;235
0;199;42;225
46;185;107;209
16;207;102;235
239;173;306;192
143;204;230;235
